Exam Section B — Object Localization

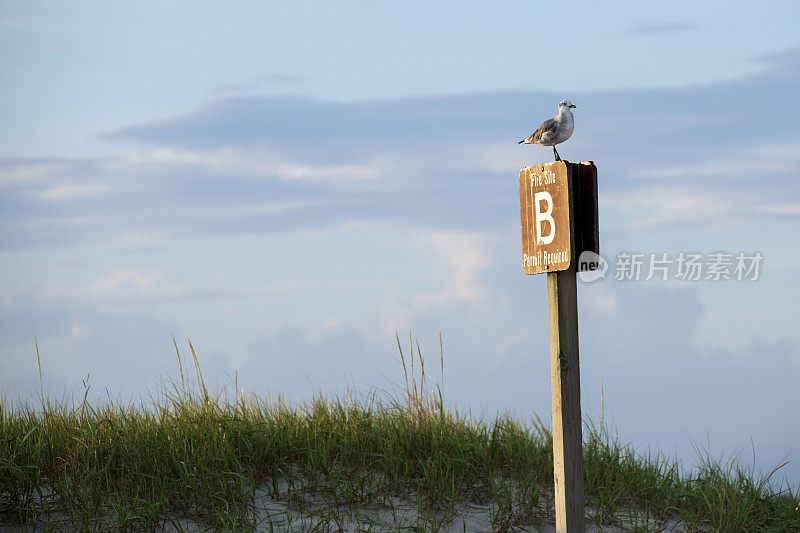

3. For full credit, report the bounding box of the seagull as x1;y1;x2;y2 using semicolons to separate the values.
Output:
518;100;577;161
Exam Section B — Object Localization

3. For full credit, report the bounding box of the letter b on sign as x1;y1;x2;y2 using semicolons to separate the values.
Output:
534;191;555;245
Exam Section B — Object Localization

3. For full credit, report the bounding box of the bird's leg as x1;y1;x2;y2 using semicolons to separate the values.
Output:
553;146;561;161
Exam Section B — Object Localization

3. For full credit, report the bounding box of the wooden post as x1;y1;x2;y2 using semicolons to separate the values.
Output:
519;161;597;532
547;266;584;532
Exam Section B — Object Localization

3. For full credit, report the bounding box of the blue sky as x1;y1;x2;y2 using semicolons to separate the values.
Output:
2;1;800;487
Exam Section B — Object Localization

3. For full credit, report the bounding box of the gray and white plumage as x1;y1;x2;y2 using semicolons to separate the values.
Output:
518;100;577;161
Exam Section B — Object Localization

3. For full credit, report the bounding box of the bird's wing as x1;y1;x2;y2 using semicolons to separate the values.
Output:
530;118;557;142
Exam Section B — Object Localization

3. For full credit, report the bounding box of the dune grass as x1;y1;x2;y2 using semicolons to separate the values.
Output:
1;336;799;531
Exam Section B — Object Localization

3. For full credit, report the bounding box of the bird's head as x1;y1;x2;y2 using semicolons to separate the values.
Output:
558;100;577;110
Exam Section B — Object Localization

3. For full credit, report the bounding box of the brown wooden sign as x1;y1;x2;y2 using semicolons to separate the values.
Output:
519;162;572;274
519;161;598;275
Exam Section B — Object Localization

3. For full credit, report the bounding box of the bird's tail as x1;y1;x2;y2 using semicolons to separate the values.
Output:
518;139;526;144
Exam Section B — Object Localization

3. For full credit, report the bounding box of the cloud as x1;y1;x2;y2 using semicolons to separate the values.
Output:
1;306;182;405
605;186;738;230
255;280;307;296
24;269;190;302
0;159;73;186
2;46;797;252
99;93;524;157
212;74;302;96
413;232;491;308
109;147;388;186
577;281;800;486
627;23;701;37
632;138;800;182
0;300;71;343
755;202;800;217
88;269;184;298
0;148;397;249
241;322;384;400
69;320;91;339
38;183;112;201
276;161;385;183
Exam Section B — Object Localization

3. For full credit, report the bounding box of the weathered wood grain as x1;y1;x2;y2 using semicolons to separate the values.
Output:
548;266;585;532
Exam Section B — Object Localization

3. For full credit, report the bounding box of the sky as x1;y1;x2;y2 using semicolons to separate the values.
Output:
2;1;800;488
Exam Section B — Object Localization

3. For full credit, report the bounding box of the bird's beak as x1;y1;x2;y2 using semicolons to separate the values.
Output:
569;104;577;108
